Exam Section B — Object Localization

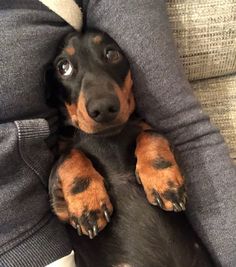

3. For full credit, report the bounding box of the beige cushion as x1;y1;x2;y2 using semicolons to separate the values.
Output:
192;74;236;161
167;0;236;81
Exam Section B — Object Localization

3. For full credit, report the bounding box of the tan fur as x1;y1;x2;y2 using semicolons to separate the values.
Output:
115;71;135;123
65;103;78;126
138;121;152;131
65;71;135;134
135;131;184;210
65;94;97;133
92;35;103;44
77;92;98;133
58;149;113;235
65;46;75;56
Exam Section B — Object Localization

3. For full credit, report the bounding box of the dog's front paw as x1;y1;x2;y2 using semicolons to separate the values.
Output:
52;149;113;239
67;175;113;239
135;130;187;212
136;160;186;212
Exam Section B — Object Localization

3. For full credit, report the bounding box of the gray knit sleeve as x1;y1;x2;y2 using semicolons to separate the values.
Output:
86;1;236;266
0;2;74;266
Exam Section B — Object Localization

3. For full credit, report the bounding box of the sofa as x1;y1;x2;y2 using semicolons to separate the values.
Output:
167;0;236;163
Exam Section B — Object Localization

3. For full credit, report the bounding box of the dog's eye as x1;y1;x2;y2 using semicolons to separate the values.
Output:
57;59;73;78
105;49;121;63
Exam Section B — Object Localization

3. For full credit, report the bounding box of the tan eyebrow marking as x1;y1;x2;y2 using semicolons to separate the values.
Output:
65;46;75;56
92;35;103;44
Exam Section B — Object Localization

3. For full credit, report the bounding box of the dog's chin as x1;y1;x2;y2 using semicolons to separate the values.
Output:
93;124;126;137
94;125;125;137
68;121;126;137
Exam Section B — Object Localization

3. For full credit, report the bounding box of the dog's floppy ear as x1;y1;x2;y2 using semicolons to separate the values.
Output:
44;63;59;107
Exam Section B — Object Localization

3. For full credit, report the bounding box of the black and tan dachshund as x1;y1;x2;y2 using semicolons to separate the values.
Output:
46;29;214;267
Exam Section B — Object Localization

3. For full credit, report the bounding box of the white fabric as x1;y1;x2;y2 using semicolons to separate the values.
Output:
39;0;83;31
46;250;76;267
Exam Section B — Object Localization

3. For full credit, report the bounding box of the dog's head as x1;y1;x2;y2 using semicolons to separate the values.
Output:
47;29;135;135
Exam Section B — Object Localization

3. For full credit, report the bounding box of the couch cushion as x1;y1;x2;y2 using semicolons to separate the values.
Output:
192;74;236;161
167;0;236;81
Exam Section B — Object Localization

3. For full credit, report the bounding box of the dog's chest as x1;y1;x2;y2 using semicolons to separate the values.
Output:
76;123;140;176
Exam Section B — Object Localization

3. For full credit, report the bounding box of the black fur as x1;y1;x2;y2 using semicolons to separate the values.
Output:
153;158;173;169
72;124;214;267
162;185;186;203
71;176;90;194
79;210;100;233
48;29;215;267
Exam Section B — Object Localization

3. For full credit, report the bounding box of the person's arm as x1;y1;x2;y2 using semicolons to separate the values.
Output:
0;2;75;266
86;1;236;266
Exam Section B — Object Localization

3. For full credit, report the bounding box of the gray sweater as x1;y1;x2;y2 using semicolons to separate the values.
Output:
0;0;235;266
0;1;74;266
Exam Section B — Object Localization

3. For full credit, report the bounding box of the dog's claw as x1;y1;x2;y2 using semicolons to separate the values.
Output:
93;224;98;237
179;202;186;211
153;190;164;209
156;197;164;209
135;171;142;184
104;209;110;223
77;224;82;236
173;203;182;212
88;229;94;239
183;193;187;205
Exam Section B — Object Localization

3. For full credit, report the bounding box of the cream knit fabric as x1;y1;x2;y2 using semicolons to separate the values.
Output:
167;0;236;81
39;0;83;31
167;0;236;162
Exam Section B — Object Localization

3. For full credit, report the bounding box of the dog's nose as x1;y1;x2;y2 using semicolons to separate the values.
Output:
87;96;120;123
